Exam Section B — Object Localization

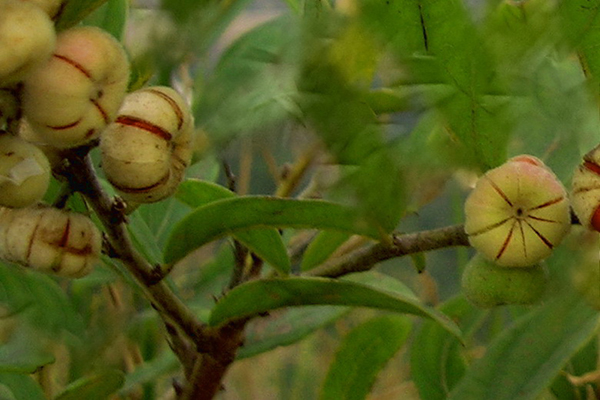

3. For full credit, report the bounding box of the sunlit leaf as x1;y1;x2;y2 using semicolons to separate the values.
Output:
448;292;600;400
82;0;128;39
320;315;411;400
208;277;462;340
55;0;108;31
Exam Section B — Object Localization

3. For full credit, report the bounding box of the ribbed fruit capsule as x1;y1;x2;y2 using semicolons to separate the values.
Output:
0;133;51;208
464;155;571;267
21;26;129;148
0;205;101;278
571;144;600;231
0;0;56;86
100;86;193;204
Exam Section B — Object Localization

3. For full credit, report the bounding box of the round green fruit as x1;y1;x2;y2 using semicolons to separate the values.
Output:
464;155;570;267
461;254;548;308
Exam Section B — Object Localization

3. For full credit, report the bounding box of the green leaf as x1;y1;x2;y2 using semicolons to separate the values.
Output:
176;179;236;208
320;315;412;400
164;196;383;265
55;0;108;31
195;16;301;144
175;181;291;274
238;306;350;359
0;326;55;374
120;351;179;394
448;292;600;400
411;296;487;400
82;0;128;39
208;277;462;340
0;263;84;336
55;370;125;400
301;231;350;271
560;0;600;114
0;373;45;400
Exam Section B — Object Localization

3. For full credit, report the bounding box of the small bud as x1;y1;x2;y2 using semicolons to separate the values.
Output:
464;155;570;267
0;0;56;86
0;205;101;277
571;144;600;231
20;0;64;19
100;86;193;204
0;133;50;208
461;254;548;308
21;26;130;148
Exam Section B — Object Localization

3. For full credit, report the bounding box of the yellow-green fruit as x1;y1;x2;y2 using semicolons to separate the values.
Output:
461;254;548;308
21;26;130;148
21;0;64;18
0;205;101;278
464;155;570;267
100;86;193;204
0;134;50;208
0;0;56;86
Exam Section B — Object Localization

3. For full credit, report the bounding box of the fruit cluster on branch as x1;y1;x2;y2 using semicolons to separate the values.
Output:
0;0;192;278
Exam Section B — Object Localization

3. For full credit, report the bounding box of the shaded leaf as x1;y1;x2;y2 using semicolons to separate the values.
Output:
55;370;125;400
238;306;350;359
301;231;351;271
0;326;55;374
0;263;84;336
208;277;462;340
175;181;291;273
411;296;487;400
0;373;45;400
448;292;600;400
164;197;383;265
320;315;411;400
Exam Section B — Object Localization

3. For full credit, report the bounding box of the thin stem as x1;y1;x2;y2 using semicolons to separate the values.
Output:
61;153;208;348
305;224;470;278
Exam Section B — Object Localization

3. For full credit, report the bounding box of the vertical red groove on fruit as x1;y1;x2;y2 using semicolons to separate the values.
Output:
147;88;185;130
53;54;93;80
91;99;109;124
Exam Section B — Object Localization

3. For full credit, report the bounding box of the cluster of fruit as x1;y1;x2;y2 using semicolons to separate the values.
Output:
0;0;192;277
463;151;600;308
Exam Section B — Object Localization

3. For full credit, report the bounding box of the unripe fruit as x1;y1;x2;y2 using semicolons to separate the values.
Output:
0;205;101;278
0;0;56;86
464;155;570;267
571;144;600;231
461;254;548;308
21;0;64;18
100;86;193;204
21;26;130;148
0;133;50;208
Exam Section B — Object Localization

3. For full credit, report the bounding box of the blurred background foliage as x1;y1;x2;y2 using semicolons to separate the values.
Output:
3;0;600;398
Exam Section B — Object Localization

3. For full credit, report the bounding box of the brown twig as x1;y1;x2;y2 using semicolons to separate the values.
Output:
305;224;470;278
59;152;209;349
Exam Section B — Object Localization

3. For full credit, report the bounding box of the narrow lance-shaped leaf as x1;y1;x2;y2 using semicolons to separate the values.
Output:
411;296;487;400
164;196;384;265
448;292;600;400
320;315;412;400
208;277;462;340
175;180;291;274
54;370;125;400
